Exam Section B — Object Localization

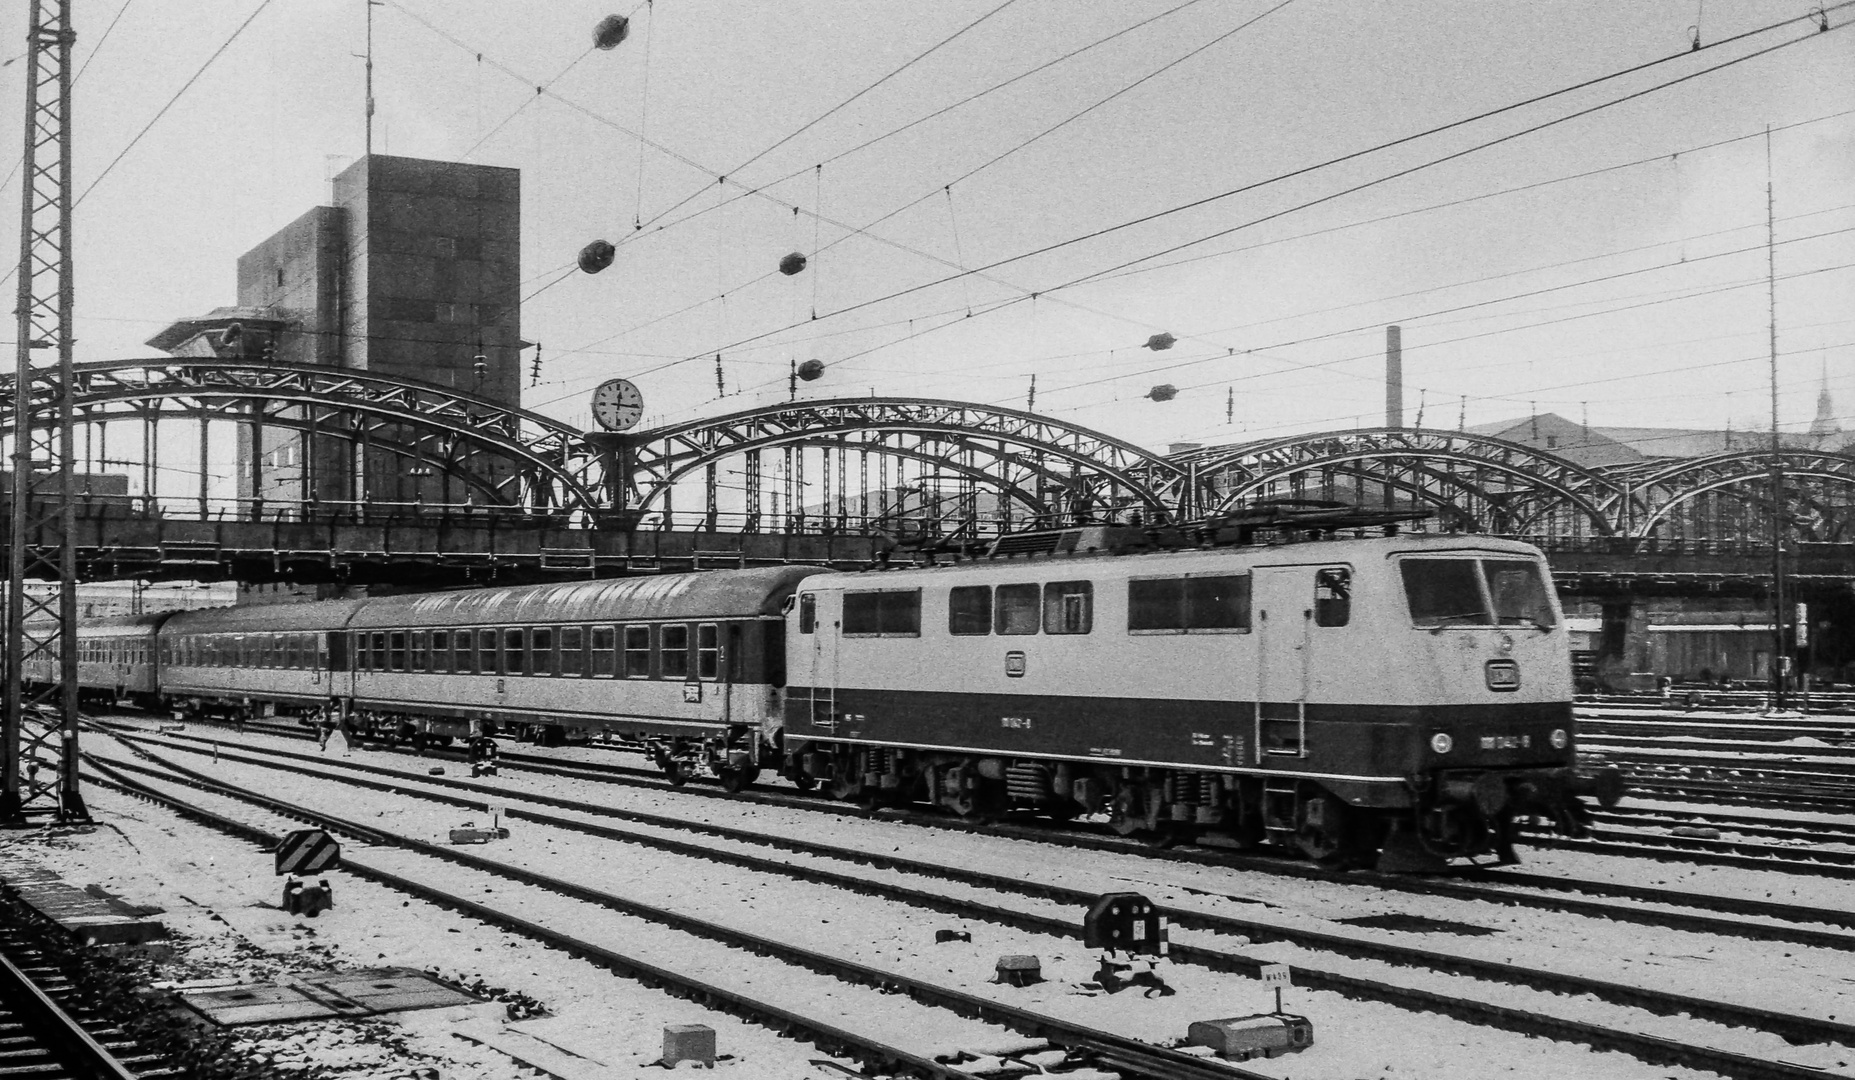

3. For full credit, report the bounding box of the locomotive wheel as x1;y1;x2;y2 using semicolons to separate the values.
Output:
827;773;864;802
790;774;818;792
718;766;759;794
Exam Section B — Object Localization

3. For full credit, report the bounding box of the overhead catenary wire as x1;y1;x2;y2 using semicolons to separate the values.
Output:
639;11;1852;382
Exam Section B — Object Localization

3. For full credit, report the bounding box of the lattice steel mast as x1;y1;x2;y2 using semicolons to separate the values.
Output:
4;0;85;824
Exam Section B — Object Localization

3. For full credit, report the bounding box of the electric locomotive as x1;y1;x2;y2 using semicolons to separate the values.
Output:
778;520;1621;869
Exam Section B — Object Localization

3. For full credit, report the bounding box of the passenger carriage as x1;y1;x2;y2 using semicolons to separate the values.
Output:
158;602;361;720
343;567;820;783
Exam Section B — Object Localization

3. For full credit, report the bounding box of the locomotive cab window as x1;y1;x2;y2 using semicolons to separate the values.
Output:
1402;559;1490;628
1314;568;1351;627
948;586;991;636
1486;560;1556;628
842;589;921;638
1042;581;1093;635
797;593;816;634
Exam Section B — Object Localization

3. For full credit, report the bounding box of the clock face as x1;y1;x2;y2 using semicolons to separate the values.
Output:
591;378;644;431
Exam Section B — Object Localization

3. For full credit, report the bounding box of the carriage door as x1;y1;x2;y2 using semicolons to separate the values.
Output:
1252;567;1313;761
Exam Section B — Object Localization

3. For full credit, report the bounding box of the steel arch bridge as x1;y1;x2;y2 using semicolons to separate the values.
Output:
612;397;1185;539
1181;428;1623;537
2;359;1849;556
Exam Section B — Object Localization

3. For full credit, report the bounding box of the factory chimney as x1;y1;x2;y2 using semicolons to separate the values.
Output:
1385;325;1403;429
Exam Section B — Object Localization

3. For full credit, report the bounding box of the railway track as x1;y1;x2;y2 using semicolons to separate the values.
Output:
115;716;1855;948
84;724;1855;1080
78;733;1268;1080
0;927;172;1079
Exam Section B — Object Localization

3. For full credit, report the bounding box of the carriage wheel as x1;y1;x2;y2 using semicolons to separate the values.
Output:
663;761;689;786
719;766;759;794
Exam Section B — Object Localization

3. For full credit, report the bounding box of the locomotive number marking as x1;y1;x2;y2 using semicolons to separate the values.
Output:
1479;734;1532;750
1000;715;1033;730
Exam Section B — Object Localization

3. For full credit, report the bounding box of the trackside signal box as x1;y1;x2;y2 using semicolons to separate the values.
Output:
1083;892;1168;956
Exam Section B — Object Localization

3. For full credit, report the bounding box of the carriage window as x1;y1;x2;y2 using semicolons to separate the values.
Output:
995;584;1040;635
1043;581;1093;635
371;632;388;672
389;631;408;671
410;631;428;672
949;586;991;635
591;626;618;676
623;626;650;677
273;634;287;667
531;627;555;676
798;593;816;634
1314;569;1350;627
285;636;301;669
661;624;689;678
697;623;720;679
454;629;475;674
1401;559;1487;628
503;628;525;675
1486;560;1556;628
560;626;585;676
352;633;367;671
430;630;450;672
843;589;921;637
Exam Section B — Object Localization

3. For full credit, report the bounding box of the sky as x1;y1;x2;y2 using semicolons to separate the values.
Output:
4;0;1853;460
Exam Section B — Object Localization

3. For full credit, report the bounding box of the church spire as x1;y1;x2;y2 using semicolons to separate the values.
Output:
1809;355;1839;439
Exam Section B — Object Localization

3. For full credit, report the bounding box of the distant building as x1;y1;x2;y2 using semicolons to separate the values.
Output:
149;154;524;509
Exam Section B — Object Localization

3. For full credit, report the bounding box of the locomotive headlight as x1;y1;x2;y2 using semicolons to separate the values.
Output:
1429;732;1454;755
1549;728;1569;749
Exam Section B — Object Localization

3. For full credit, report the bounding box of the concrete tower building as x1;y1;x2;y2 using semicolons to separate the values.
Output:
151;154;523;508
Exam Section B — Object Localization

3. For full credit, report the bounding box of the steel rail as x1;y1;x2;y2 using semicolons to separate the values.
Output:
0;940;145;1080
98;727;1855;1078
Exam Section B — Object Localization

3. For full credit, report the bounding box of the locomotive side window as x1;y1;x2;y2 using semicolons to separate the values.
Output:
1128;577;1184;632
431;630;450;672
1486;561;1556;628
995;584;1040;635
661;624;690;678
1314;568;1351;627
503;628;526;675
623;626;650;677
560;626;585;676
1188;575;1251;630
590;626;617;676
697;623;720;679
1401;559;1489;627
798;593;816;634
843;589;922;637
532;627;555;676
1043;581;1093;635
948;586;991;635
454;629;475;674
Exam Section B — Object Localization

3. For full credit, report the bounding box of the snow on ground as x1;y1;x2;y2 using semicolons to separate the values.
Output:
3;781;876;1079
76;721;1855;1078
